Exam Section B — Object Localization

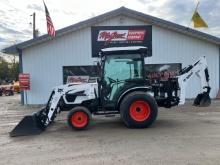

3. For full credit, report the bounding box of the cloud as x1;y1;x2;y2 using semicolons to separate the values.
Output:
0;24;23;35
137;0;151;4
137;0;158;5
0;0;219;51
160;0;194;24
0;37;7;42
0;9;6;14
158;0;220;36
26;4;44;12
62;11;76;16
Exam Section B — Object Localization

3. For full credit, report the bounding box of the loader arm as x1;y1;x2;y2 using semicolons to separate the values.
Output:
39;82;97;127
9;84;77;137
10;82;98;137
177;56;211;106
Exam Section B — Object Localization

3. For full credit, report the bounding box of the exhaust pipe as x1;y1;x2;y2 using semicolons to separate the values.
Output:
10;108;47;137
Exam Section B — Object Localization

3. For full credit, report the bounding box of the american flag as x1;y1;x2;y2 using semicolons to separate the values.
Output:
43;1;55;37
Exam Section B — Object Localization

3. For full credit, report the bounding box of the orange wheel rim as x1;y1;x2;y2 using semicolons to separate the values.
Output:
71;111;88;128
129;101;151;122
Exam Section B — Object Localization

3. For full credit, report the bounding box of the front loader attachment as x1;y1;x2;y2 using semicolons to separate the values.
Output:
10;90;58;137
10;115;43;137
193;91;211;107
10;109;47;137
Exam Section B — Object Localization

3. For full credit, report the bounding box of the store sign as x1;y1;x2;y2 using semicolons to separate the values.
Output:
97;30;146;41
91;26;152;57
145;63;182;81
63;65;98;84
19;73;30;90
67;76;89;83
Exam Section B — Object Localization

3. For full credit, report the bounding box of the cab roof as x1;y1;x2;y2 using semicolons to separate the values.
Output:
100;46;149;57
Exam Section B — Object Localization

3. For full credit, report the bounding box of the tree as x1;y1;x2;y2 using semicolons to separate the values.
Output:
0;57;9;83
9;62;19;81
0;55;19;84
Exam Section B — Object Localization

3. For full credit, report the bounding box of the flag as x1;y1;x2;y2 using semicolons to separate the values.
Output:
192;11;208;28
191;2;208;28
43;1;56;37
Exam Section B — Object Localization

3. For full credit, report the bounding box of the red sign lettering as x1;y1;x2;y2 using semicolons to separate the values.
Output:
127;30;146;40
97;30;146;42
19;73;30;91
98;31;127;41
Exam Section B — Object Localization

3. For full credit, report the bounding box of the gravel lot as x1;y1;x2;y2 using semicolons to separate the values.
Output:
0;94;220;165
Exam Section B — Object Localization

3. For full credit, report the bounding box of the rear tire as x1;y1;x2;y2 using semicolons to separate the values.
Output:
67;106;91;130
120;91;158;128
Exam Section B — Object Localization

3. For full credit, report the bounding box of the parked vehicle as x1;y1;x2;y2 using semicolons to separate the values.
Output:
0;85;14;96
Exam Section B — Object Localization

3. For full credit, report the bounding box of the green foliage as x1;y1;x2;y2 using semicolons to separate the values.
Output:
0;57;19;84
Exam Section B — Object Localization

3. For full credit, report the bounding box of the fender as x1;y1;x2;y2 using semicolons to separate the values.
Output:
116;86;152;110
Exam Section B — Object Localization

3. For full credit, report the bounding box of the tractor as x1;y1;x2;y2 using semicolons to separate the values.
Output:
10;46;211;137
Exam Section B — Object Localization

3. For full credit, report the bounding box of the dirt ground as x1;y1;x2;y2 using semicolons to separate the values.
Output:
0;95;220;165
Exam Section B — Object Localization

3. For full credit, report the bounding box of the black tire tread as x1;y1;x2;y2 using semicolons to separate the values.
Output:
120;91;158;128
67;106;91;130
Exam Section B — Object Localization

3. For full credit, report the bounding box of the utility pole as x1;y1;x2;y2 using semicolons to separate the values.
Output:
31;12;36;39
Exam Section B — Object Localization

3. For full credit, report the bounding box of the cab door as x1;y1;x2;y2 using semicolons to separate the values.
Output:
100;54;144;110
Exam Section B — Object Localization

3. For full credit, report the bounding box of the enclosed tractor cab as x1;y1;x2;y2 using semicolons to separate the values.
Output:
10;46;211;137
96;47;158;128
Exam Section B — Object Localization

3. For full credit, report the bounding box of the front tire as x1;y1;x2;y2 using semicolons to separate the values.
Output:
67;106;91;130
120;91;158;128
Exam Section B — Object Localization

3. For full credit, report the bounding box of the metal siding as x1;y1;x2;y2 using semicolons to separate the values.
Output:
219;46;220;88
95;15;146;26
23;28;95;104
22;15;219;104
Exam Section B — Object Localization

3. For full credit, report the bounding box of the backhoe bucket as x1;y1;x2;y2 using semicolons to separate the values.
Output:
10;109;46;137
193;92;211;107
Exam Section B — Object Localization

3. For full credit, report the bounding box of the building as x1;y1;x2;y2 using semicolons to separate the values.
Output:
2;7;220;105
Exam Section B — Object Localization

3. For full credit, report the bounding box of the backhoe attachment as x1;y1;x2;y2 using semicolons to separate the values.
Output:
178;57;211;107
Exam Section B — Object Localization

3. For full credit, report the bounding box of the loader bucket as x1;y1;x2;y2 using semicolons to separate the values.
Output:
193;92;211;107
10;112;45;137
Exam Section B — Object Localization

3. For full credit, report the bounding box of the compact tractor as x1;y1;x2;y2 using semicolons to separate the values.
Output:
10;46;211;137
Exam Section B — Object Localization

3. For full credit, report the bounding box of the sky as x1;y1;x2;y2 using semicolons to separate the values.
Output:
0;0;220;50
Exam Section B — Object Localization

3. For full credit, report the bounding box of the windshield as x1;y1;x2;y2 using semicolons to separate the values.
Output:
104;54;143;82
102;54;143;101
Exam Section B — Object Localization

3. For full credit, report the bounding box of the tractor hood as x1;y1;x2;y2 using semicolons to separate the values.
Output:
53;82;98;104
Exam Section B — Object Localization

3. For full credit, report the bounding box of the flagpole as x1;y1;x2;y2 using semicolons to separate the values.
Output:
187;1;200;28
195;1;200;12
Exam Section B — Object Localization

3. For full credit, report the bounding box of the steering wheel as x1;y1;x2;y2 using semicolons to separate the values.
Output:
107;77;117;84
